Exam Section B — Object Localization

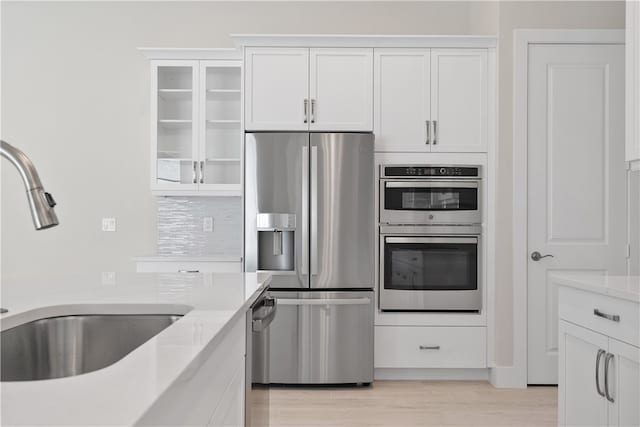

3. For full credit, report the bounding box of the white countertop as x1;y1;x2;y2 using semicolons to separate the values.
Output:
0;272;270;426
133;255;241;263
552;273;640;303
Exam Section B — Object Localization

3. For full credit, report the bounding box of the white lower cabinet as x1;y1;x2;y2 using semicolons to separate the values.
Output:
374;326;487;369
559;321;609;426
135;315;245;426
558;286;640;427
208;359;245;427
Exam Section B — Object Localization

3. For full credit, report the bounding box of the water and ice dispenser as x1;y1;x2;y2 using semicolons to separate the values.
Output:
256;213;295;271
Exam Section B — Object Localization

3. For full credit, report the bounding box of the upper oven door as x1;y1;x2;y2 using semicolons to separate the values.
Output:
380;180;480;225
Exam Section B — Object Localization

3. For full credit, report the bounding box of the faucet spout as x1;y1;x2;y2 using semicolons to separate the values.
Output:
1;140;59;230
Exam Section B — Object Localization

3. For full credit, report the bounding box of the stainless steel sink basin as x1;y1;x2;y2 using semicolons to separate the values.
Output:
1;314;182;381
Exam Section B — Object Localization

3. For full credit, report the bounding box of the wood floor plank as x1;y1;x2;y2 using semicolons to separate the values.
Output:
269;381;557;426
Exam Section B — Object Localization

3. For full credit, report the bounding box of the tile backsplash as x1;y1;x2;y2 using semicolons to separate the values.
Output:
157;197;242;257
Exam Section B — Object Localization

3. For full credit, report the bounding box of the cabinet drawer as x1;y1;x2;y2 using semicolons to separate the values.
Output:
559;286;639;347
374;326;486;368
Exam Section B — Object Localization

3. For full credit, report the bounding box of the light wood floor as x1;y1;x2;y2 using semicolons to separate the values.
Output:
269;381;557;427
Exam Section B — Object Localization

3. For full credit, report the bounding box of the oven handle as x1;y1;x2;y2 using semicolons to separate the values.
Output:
384;181;479;189
385;237;478;244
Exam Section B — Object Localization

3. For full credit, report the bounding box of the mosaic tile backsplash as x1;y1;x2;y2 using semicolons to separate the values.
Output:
157;197;242;256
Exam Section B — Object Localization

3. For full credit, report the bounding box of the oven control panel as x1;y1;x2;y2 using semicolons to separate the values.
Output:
382;165;480;178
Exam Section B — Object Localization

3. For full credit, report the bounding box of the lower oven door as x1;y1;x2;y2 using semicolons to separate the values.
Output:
379;234;482;311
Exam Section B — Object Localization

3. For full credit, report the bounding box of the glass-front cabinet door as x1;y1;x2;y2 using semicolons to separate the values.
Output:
199;61;242;191
154;61;199;190
150;57;242;195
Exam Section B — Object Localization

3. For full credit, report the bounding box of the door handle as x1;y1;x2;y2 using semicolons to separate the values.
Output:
252;298;277;332
425;120;431;145
595;349;606;397
531;251;554;261
310;99;316;123
199;160;204;184
192;161;197;184
303;99;308;124
276;297;371;306
604;353;615;403
432;120;438;145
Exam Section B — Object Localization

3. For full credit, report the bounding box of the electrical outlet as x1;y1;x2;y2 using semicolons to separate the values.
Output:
203;217;214;232
102;272;116;285
102;218;116;232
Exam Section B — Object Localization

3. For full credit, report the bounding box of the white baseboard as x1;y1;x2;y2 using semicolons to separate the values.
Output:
375;368;489;381
488;366;527;388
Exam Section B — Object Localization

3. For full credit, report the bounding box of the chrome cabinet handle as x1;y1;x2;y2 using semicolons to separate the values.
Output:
419;345;440;350
604;353;615;403
595;349;606;397
303;99;308;123
531;251;554;261
199;161;204;184
192;161;197;184
594;309;620;323
425;120;431;145
311;99;316;123
432;120;438;145
178;270;199;273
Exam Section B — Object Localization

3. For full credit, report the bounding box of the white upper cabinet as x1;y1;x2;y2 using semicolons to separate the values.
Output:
150;57;242;196
374;49;430;152
244;47;373;131
244;48;309;131
309;48;373;131
626;0;640;169
430;49;487;152
374;48;489;152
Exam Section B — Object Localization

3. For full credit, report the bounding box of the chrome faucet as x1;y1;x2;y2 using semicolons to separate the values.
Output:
1;140;59;230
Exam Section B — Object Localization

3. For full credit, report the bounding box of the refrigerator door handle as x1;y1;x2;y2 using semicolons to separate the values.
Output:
310;144;318;276
301;145;309;276
276;297;371;306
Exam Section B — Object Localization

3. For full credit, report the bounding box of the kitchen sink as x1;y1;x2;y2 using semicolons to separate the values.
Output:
1;314;182;381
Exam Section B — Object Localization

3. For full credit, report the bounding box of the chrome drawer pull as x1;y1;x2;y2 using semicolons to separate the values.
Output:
419;345;440;350
178;270;199;273
593;309;620;322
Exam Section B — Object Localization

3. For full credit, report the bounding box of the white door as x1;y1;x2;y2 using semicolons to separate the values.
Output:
609;338;640;427
527;44;627;384
309;48;373;131
373;49;430;152
559;321;609;427
430;49;487;152
244;48;309;131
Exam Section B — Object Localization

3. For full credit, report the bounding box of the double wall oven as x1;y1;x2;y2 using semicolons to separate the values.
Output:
379;165;483;312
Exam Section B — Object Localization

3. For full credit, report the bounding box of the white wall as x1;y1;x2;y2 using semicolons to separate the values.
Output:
1;0;624;367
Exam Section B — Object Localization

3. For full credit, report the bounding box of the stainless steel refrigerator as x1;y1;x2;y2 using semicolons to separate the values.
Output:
245;132;374;385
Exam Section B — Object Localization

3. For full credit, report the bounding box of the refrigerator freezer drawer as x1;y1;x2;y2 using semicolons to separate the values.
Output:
255;290;374;385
